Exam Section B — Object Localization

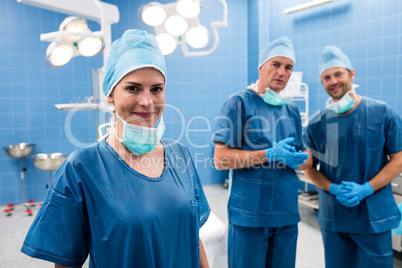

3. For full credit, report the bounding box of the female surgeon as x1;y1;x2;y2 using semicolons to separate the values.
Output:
21;29;210;268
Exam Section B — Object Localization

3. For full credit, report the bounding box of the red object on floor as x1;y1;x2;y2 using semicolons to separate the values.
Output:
28;200;35;204
3;209;12;213
25;209;33;216
6;204;14;208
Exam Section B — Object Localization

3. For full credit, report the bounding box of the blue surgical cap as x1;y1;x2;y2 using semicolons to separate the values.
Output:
258;36;296;69
103;29;167;97
319;46;352;75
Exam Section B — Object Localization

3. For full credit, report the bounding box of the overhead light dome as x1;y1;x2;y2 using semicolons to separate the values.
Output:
156;33;177;55
186;27;209;48
176;0;201;19
60;17;89;41
78;37;103;57
138;0;228;57
47;42;74;66
141;4;166;26
164;15;188;36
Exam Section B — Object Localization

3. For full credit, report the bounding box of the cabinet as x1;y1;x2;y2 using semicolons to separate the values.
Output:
282;71;309;127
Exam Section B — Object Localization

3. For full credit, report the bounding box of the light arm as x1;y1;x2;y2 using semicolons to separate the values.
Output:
303;164;333;192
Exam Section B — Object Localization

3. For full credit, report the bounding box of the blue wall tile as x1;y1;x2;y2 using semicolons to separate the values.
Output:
1;0;248;205
1;0;401;205
382;57;398;76
271;0;402;119
383;36;399;57
368;0;384;21
368;58;382;77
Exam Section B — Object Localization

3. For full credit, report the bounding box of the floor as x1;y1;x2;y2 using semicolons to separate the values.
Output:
1;184;402;268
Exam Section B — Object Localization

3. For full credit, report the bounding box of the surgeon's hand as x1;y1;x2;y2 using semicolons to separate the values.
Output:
329;183;347;196
335;181;374;208
265;137;309;170
283;142;296;152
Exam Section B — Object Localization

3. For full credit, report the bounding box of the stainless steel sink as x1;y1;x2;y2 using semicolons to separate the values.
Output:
32;153;68;171
4;143;35;158
3;143;36;213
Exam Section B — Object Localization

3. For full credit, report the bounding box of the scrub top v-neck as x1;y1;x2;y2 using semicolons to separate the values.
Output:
21;138;210;268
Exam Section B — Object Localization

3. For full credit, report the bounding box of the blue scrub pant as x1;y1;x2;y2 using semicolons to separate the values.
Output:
228;221;298;268
321;229;393;268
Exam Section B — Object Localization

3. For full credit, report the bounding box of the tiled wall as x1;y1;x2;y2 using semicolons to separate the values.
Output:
247;0;270;85
268;0;401;192
268;0;402;116
1;0;401;206
0;0;103;205
155;0;248;186
0;0;247;205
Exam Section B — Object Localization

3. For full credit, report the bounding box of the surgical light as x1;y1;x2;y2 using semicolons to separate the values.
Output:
141;4;166;26
186;26;208;48
165;15;188;36
139;0;228;57
61;17;89;41
78;37;103;57
47;43;74;67
155;33;177;55
41;16;105;68
176;0;201;18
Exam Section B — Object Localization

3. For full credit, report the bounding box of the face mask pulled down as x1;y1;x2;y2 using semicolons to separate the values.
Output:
325;89;355;114
248;81;290;106
114;111;165;155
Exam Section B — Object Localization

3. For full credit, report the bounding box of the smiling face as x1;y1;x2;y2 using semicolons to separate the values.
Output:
107;67;165;128
321;67;355;100
258;56;294;93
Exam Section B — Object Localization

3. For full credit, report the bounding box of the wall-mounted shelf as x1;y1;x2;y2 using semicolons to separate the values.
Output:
55;69;107;112
55;103;100;111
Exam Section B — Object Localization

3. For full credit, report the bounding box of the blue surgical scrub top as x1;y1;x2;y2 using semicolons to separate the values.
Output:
304;97;402;233
21;139;210;268
213;89;305;227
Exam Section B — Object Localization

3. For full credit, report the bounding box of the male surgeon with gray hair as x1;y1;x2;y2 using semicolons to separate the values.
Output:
304;45;402;268
213;37;312;268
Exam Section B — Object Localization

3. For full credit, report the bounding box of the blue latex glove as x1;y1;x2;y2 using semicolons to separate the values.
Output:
283;143;296;152
329;183;347;196
336;181;374;208
265;137;309;170
392;203;402;235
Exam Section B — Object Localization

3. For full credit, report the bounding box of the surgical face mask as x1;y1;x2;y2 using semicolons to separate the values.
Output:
325;89;355;114
261;89;290;106
114;111;165;155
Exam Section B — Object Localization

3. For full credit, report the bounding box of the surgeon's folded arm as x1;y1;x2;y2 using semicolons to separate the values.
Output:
296;148;313;171
369;151;402;192
213;141;267;170
303;164;333;192
199;238;209;268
